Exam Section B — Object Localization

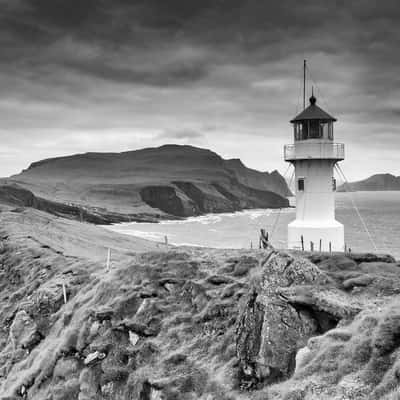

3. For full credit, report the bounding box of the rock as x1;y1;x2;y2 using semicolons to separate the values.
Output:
206;275;234;285
232;256;258;277
349;253;396;264
84;351;106;365
94;307;114;321
236;251;357;388
9;310;41;351
343;275;374;290
295;346;311;372
117;320;159;337
314;255;358;273
129;331;139;346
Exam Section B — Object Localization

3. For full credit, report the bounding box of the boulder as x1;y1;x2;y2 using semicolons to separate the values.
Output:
236;251;360;389
9;310;41;351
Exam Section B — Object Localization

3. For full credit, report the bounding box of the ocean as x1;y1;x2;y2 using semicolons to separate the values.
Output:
106;191;400;260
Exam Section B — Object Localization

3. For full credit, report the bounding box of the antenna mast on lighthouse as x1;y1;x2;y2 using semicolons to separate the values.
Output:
303;60;306;110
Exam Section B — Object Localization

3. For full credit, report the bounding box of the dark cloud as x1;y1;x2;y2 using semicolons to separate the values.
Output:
27;0;98;27
64;57;211;86
0;0;399;179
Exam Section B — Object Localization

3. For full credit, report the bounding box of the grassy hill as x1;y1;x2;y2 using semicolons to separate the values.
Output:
7;145;290;220
0;205;399;399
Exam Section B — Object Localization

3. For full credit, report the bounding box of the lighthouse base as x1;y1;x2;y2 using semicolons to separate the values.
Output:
288;220;344;252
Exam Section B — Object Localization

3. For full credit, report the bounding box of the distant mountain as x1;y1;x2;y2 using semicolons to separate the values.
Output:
7;145;290;220
338;173;400;192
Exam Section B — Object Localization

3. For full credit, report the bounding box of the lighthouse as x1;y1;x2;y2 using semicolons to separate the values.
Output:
284;91;345;252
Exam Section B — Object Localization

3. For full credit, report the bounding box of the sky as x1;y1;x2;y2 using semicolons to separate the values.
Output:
1;0;400;180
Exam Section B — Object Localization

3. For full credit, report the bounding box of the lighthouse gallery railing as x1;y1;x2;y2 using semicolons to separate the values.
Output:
284;142;345;161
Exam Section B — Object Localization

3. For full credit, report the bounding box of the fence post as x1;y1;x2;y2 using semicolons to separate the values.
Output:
301;235;304;252
319;239;322;253
106;248;111;271
329;242;332;254
62;282;67;304
310;241;314;252
345;244;347;254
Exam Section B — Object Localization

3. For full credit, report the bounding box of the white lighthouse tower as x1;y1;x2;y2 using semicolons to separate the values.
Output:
284;90;345;252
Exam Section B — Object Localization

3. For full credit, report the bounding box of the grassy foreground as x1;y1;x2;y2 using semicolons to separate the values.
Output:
0;205;400;399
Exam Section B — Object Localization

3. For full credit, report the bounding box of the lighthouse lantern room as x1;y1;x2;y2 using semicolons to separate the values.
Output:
285;90;345;252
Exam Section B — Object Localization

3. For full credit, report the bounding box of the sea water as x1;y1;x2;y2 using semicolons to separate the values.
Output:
107;191;400;259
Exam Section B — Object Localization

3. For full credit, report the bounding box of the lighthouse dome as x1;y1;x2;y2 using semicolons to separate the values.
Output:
290;96;337;123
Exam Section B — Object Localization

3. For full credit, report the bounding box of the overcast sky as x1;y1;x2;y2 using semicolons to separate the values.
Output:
1;0;399;180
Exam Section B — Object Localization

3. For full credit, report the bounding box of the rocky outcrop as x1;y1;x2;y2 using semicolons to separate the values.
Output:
139;186;187;217
139;181;289;218
236;251;362;389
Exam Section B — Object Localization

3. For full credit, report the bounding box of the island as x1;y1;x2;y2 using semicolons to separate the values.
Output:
3;144;291;223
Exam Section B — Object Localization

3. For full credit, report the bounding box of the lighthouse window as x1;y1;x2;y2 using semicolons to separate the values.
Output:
321;122;330;138
301;122;308;140
294;123;303;140
309;120;322;138
328;123;334;140
298;178;305;191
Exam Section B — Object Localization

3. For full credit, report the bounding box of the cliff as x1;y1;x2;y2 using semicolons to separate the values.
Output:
0;184;161;224
338;173;400;192
7;145;290;220
0;207;399;399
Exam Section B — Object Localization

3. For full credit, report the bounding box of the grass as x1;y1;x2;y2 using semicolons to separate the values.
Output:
2;207;400;399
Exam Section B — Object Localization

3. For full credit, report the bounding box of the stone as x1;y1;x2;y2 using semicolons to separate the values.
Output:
129;331;139;346
9;310;41;351
84;351;106;365
206;275;234;285
236;251;359;388
295;346;311;372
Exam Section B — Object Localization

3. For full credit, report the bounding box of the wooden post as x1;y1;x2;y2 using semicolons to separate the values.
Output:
106;248;111;271
319;239;322;253
62;282;67;304
301;235;304;252
250;241;253;249
310;241;314;252
259;229;269;249
329;242;332;253
345;244;347;253
349;247;352;254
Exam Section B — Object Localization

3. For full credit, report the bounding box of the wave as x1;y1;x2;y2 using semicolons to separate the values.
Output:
160;208;293;225
109;229;168;241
